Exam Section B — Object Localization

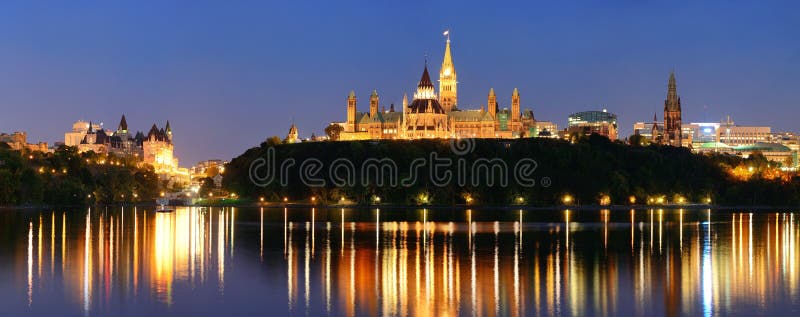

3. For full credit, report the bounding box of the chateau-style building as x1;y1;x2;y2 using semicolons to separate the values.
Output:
66;115;188;183
334;34;541;140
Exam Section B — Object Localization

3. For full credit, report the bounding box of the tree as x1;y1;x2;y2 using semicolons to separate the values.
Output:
628;133;650;146
262;136;283;147
324;124;344;141
198;177;215;197
784;155;795;168
0;170;16;204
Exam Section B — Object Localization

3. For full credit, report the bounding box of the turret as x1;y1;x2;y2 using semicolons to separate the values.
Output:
117;115;128;133
487;88;497;118
511;88;521;123
370;89;379;117
347;90;357;132
165;120;172;142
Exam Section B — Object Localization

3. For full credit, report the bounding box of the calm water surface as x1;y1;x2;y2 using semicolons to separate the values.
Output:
1;207;799;316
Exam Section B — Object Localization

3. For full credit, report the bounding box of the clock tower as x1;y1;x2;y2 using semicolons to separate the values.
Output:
439;31;457;112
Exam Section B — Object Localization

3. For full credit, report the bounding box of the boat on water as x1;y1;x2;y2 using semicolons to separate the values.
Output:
155;198;173;212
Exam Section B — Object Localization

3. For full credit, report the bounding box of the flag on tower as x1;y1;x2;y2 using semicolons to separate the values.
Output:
443;30;449;36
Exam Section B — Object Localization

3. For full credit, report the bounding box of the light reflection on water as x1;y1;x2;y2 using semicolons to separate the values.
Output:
0;207;799;316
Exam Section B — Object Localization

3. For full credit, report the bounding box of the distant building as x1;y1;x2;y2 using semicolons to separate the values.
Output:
663;72;683;146
285;123;299;143
0;132;48;152
190;159;227;188
332;32;546;140
667;116;797;168
65;115;189;184
533;121;559;138
567;109;618;140
633;113;663;144
64;120;102;147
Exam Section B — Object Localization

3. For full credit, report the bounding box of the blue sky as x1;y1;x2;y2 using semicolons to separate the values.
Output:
1;1;798;164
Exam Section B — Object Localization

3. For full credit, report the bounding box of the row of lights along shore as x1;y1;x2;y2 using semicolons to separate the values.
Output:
254;193;711;205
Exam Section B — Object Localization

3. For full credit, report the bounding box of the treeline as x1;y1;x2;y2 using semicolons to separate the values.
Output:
223;134;800;206
0;143;159;206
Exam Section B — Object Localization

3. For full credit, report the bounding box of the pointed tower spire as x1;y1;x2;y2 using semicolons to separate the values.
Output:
369;89;379;117
663;71;683;146
118;115;128;132
165;120;172;142
418;65;434;88
439;30;457;112
487;88;497;118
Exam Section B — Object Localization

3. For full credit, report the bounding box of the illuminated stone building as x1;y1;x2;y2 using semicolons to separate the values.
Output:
66;115;189;183
0;131;48;152
285;123;299;143
64;120;102;147
336;33;541;140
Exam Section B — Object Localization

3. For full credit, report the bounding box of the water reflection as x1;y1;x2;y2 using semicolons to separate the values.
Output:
4;207;800;316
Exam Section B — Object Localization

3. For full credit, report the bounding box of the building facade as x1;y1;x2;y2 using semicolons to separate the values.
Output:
567;109;618;140
65;115;189;182
334;33;539;140
0;132;48;152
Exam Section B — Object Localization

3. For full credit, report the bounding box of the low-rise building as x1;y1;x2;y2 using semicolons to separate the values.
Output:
567;109;618;140
0;132;48;152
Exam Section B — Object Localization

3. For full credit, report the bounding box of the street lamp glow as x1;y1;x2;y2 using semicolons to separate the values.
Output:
629;196;637;204
562;194;573;204
260;197;265;202
283;197;288;202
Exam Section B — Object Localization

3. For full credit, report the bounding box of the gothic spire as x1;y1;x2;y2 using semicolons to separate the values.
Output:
418;64;434;89
118;115;128;132
665;71;681;111
441;34;455;75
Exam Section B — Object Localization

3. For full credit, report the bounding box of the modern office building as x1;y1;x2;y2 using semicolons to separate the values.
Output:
567;109;618;140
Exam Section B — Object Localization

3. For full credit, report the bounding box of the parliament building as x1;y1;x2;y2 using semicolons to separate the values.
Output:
333;34;549;140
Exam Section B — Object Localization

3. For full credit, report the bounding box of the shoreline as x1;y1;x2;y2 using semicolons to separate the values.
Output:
4;203;798;212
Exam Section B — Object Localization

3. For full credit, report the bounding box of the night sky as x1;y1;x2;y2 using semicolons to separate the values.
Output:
1;1;798;165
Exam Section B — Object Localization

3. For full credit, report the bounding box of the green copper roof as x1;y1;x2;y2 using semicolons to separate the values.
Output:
448;109;494;122
733;142;791;152
699;142;731;149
